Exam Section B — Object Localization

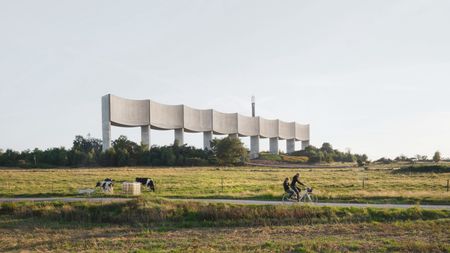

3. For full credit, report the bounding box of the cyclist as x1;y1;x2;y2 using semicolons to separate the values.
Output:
291;173;305;201
283;178;295;199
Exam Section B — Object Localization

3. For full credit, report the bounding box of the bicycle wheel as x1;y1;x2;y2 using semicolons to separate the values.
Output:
303;194;316;203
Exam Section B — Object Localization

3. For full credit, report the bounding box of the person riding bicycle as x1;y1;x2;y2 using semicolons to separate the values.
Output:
283;178;295;199
291;173;305;201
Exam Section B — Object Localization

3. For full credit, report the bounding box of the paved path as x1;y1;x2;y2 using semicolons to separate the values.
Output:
0;197;130;203
172;198;450;210
1;197;449;210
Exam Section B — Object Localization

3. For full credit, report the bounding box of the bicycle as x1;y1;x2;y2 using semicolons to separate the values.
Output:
282;187;318;203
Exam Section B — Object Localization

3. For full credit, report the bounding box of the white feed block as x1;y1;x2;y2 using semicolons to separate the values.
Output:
122;182;141;195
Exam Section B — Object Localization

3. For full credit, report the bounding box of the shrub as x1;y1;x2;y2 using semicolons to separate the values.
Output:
393;165;450;174
281;155;309;163
211;137;248;166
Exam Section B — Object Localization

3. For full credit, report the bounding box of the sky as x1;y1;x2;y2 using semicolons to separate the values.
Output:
0;0;449;159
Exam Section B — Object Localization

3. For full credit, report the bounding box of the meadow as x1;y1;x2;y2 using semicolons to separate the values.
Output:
0;164;449;204
1;198;449;252
1;164;450;252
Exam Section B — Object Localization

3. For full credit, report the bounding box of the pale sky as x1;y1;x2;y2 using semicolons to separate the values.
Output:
1;0;449;159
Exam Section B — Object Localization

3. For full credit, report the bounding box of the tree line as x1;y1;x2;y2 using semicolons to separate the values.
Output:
0;135;368;168
0;135;248;167
292;142;368;165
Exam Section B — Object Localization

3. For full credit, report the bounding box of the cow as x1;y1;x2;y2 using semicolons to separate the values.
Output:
96;178;114;193
135;177;155;192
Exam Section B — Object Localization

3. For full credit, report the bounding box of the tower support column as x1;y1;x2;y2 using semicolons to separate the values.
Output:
286;139;295;154
102;95;111;151
301;140;310;150
141;125;151;149
250;136;260;159
203;131;213;150
174;128;184;146
270;137;279;154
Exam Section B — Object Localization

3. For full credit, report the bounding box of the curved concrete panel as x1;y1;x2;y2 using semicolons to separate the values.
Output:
110;95;149;127
259;118;279;138
212;110;238;135
150;101;183;130
183;106;213;132
279;120;295;140
103;94;310;152
295;124;310;141
237;114;259;136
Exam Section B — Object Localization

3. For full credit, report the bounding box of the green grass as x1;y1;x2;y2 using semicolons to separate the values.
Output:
1;165;449;204
2;198;448;226
0;199;449;252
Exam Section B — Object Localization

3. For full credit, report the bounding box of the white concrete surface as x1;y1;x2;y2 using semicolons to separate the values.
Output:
101;94;310;152
174;128;184;146
102;95;111;151
286;139;295;154
141;125;150;148
270;137;279;154
301;140;310;150
250;135;260;158
203;131;213;150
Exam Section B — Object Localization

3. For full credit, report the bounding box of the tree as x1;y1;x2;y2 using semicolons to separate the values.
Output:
320;143;334;153
433;151;441;163
211;137;247;165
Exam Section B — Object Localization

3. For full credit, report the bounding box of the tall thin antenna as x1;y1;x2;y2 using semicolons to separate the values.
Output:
251;95;255;117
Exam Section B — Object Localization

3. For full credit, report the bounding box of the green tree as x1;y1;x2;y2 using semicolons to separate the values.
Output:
433;151;441;163
211;137;248;166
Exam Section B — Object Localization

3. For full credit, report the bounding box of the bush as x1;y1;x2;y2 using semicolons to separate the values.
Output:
281;155;309;163
393;165;450;174
211;137;248;166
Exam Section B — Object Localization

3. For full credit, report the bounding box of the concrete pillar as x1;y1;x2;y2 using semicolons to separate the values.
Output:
250;136;260;159
203;131;213;150
228;133;238;138
174;128;184;146
270;137;279;154
101;95;111;151
141;125;151;149
286;139;295;154
301;140;310;150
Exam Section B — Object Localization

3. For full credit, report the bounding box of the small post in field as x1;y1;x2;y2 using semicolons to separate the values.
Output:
221;178;224;193
447;179;449;192
362;178;365;189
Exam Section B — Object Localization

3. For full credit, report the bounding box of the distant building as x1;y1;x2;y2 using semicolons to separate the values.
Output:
102;94;310;158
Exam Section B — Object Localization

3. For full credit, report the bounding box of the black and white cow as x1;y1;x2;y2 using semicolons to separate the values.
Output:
136;177;155;192
96;178;114;192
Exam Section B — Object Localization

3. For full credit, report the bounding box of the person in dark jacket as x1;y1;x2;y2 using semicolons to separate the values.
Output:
291;173;305;201
283;177;295;199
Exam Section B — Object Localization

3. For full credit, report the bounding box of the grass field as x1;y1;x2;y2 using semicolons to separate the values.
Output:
1;165;449;252
1;164;449;204
1;199;449;252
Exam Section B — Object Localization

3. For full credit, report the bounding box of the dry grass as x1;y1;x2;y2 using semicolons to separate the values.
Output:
0;165;449;204
0;217;448;252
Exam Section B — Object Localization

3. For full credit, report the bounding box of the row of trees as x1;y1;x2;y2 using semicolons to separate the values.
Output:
0;135;370;167
291;143;368;164
377;151;442;164
0;135;249;168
